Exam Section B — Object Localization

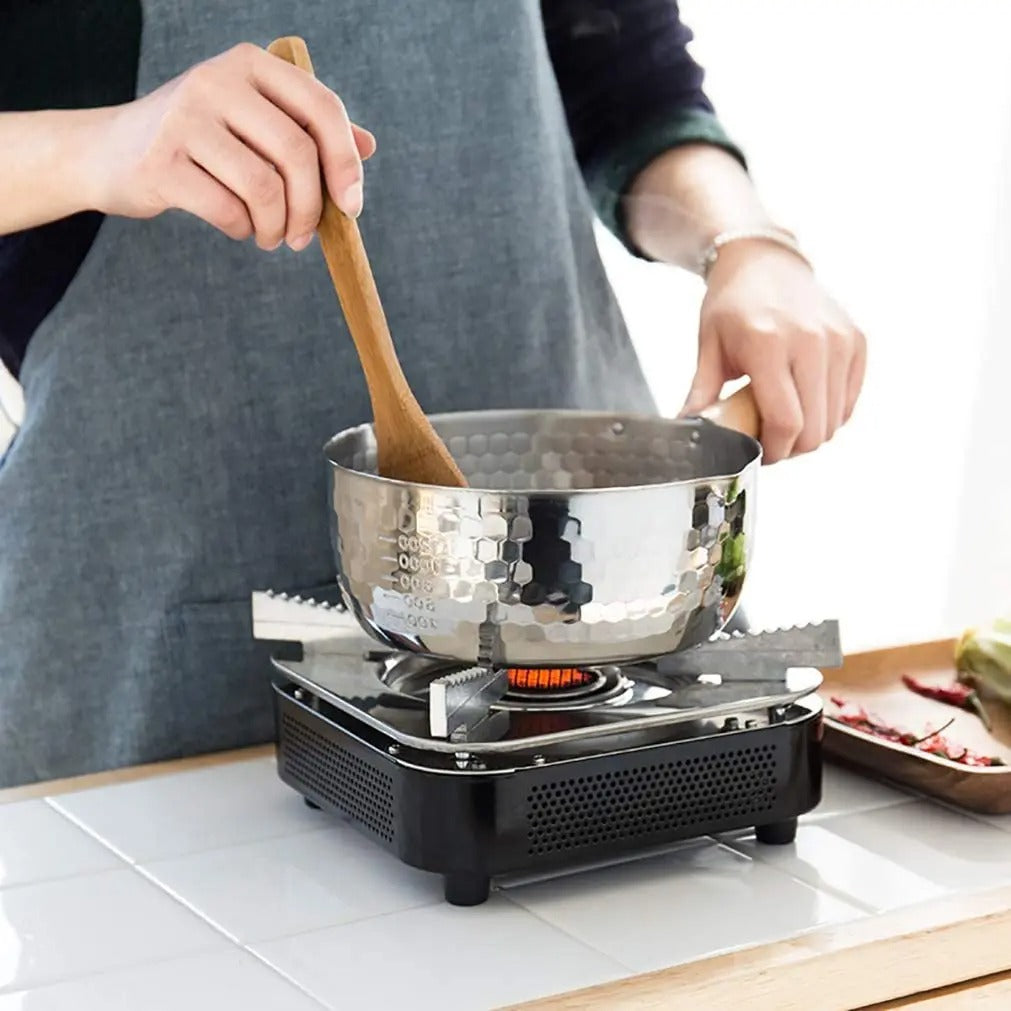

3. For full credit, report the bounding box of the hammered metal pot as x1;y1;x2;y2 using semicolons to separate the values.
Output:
324;408;761;667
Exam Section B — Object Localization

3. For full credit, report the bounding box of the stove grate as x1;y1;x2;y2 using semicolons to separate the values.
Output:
280;713;395;843
525;744;778;856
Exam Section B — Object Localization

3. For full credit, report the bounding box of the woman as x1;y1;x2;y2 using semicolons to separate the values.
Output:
0;0;864;787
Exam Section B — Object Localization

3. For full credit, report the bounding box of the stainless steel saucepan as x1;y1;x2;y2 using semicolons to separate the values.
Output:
324;386;762;667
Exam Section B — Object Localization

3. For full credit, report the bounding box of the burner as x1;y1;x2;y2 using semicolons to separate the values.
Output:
507;666;595;694
500;665;625;709
378;655;632;712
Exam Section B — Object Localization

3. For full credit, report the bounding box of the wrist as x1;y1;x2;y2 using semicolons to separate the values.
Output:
62;107;119;215
17;108;114;221
699;226;811;283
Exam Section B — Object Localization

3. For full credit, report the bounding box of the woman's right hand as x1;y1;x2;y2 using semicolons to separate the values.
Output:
82;42;376;251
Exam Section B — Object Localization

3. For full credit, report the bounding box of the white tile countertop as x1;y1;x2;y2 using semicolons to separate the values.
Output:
0;753;1009;1011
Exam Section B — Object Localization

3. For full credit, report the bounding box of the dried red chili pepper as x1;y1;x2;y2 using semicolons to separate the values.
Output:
826;697;1005;767
900;674;992;731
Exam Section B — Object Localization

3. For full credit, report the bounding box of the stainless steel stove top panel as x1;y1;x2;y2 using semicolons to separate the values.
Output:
255;589;832;756
270;649;823;756
276;676;823;774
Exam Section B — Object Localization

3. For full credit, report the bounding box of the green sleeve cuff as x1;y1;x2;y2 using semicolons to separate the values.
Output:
583;108;748;261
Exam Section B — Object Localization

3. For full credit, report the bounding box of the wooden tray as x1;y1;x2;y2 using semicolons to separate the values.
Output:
821;639;1011;814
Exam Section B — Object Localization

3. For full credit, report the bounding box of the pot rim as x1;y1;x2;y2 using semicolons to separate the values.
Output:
323;407;762;496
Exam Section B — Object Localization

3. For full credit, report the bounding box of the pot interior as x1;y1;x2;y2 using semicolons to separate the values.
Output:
325;409;758;491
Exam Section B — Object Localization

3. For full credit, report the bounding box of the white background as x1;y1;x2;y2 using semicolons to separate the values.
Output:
3;0;1010;650
599;0;1011;650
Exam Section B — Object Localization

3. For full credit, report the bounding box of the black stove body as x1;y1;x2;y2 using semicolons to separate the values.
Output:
273;675;821;905
258;587;829;906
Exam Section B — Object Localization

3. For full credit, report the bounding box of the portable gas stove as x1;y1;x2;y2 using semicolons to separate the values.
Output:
253;591;841;905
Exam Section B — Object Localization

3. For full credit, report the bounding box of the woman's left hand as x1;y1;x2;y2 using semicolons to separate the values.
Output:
680;240;867;464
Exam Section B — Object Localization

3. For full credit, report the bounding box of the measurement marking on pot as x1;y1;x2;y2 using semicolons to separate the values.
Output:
372;586;458;635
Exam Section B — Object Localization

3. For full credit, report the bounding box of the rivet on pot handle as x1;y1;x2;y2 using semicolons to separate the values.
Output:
698;382;761;439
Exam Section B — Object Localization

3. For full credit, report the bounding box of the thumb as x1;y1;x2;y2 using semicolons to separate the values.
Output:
352;124;377;160
679;334;726;417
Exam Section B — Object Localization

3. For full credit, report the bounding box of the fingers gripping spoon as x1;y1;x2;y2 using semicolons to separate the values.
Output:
267;36;466;487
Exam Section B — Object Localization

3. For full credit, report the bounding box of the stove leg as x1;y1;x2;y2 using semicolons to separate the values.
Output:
444;873;491;906
303;797;321;811
755;817;797;845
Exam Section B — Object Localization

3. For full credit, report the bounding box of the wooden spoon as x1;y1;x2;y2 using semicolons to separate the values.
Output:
267;36;466;487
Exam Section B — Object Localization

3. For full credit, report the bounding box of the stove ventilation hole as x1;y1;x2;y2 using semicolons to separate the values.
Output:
525;744;779;856
281;712;395;843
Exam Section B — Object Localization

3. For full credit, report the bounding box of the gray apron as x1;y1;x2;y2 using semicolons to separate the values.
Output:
0;0;654;787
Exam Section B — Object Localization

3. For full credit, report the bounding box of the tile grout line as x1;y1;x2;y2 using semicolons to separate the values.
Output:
809;793;1009;833
242;894;445;948
497;835;714;891
713;836;888;917
494;889;640;975
226;948;333;1011
239;883;626;965
508;883;873;979
717;800;961;918
802;796;922;823
0;946;331;1010
41;791;488;1006
929;795;1011;833
40;797;185;868
39;795;447;951
137;824;352;872
43;793;345;865
500;837;873;975
721;795;1011;918
34;796;333;1008
0;866;128;895
240;948;336;1011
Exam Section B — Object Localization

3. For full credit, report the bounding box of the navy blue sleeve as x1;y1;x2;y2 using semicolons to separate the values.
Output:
0;1;141;379
541;0;746;254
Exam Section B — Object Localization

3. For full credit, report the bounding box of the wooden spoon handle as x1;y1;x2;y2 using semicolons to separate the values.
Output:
266;37;406;414
267;36;466;487
698;383;761;439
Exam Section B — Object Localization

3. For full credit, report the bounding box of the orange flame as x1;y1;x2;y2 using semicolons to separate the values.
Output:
507;667;592;691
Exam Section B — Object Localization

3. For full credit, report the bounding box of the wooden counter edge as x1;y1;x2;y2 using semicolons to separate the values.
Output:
507;884;1011;1011
869;969;1011;1008
0;743;276;803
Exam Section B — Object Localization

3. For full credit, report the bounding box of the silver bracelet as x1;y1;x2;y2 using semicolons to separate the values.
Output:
699;226;811;280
